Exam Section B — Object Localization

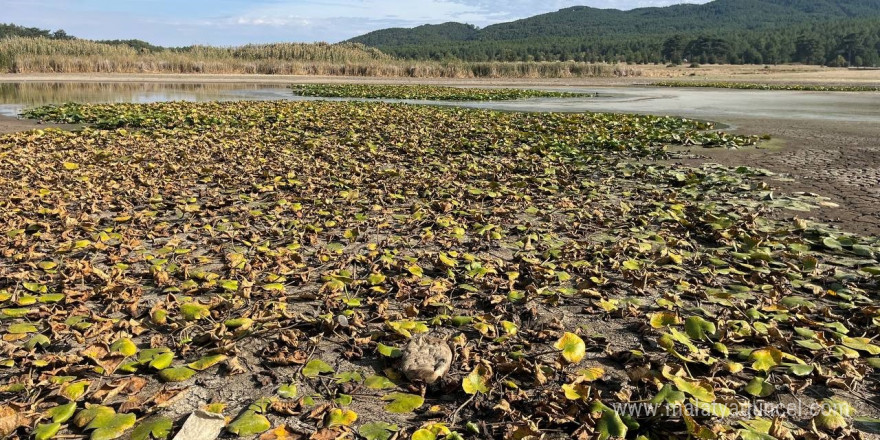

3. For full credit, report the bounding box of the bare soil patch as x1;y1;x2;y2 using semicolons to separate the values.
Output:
0;114;79;134
674;117;880;236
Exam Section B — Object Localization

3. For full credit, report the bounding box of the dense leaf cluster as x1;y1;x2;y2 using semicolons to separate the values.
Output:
2;101;879;440
290;84;594;101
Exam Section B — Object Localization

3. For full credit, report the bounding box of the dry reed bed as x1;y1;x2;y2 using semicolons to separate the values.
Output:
0;37;641;78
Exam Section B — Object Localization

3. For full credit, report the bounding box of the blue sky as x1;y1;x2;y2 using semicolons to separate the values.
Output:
5;0;709;46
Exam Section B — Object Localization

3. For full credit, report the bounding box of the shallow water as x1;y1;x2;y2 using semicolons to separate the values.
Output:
0;82;292;116
461;86;880;124
0;82;878;124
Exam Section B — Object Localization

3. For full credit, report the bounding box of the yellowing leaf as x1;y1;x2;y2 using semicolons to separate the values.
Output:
672;377;715;403
407;265;424;278
382;393;424;413
46;402;77;423
131;416;173;440
750;347;783;372
622;259;641;271
302;359;334;378
60;380;90;401
365;375;396;390
72;405;114;428
462;365;490;395
650;312;681;329
325;408;358;428
158;367;196;382
88;413;136;440
579;367;605;381
841;336;880;355
180;303;210;321
377;343;403;358
7;323;38;334
110;338;137;357
63;162;80;170
262;283;285;292
562;383;589;400
814;399;852;431
745;377;775;397
596;407;628;440
35;422;61;440
278;383;297;399
438;253;457;268
358;422;399;440
387;320;429;338
227;411;271;437
188;354;227;371
554;332;586;363
411;429;436;440
224;318;253;330
368;273;386;285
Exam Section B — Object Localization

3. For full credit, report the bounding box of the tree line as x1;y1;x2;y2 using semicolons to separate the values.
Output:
368;18;880;67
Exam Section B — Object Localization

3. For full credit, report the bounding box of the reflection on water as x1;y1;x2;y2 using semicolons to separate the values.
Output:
0;82;293;116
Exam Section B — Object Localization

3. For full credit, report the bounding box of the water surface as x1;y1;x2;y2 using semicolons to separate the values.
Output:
1;82;878;125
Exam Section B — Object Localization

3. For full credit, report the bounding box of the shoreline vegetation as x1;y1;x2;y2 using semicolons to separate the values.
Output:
0;37;641;78
289;84;595;100
653;81;880;92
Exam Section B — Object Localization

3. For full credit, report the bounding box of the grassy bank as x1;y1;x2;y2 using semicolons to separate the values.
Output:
0;37;640;78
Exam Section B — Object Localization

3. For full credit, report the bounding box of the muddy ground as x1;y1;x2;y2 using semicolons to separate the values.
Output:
675;117;880;236
0;115;78;134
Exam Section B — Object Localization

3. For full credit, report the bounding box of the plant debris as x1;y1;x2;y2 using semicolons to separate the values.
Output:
290;84;594;100
2;100;878;440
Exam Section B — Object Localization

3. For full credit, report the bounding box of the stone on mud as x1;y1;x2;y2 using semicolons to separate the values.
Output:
400;335;453;384
171;410;226;440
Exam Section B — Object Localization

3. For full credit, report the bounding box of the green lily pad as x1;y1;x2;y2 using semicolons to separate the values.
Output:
382;393;424;413
35;422;61;440
302;359;334;378
188;354;227;371
88;413;136;440
745;377;775;397
227;411;270;437
47;402;77;423
158;367;196;382
358;421;400;440
131;416;173;440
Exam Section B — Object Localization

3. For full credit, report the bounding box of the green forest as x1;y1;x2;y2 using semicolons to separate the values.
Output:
349;0;880;66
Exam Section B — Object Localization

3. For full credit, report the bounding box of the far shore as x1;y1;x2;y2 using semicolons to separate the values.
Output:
1;64;879;87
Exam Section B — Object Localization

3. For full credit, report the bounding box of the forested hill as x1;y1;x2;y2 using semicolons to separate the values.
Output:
347;0;880;66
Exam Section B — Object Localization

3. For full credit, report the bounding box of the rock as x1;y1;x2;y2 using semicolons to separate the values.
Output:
172;410;226;440
400;335;453;384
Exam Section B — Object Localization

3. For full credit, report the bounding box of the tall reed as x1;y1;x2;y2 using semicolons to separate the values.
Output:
0;37;641;78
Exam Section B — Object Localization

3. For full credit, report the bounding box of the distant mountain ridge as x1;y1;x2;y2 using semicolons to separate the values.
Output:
347;0;880;66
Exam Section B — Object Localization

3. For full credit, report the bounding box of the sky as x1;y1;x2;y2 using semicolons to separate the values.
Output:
4;0;710;46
